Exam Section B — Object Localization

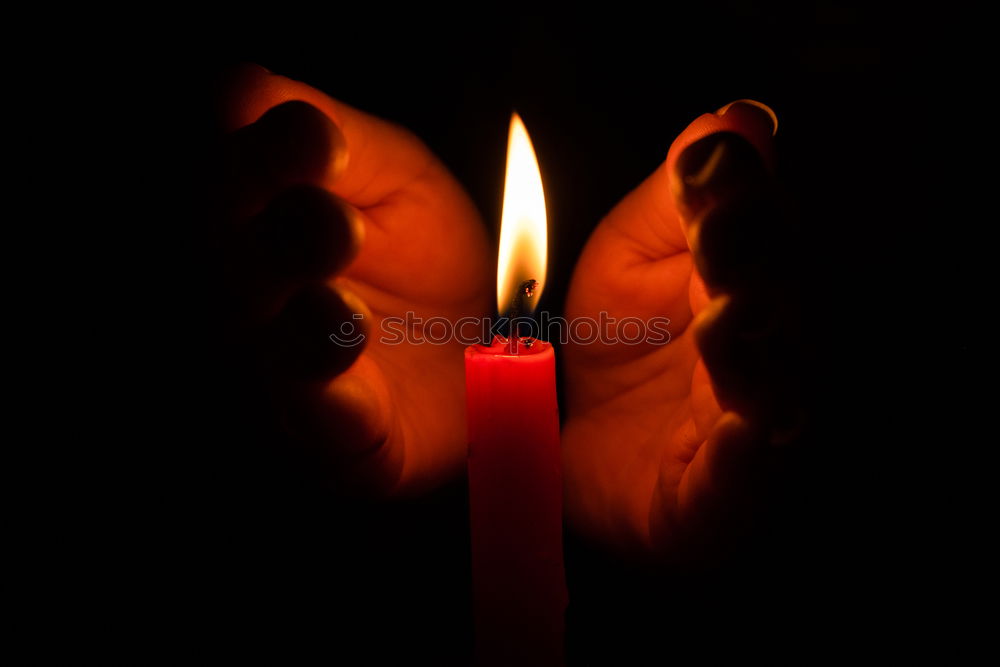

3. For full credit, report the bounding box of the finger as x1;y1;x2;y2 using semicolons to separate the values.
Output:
222;63;444;208
599;100;778;259
221;100;347;221
674;411;763;543
669;99;777;176
282;356;404;495
694;294;771;414
226;185;364;322
565;101;778;340
673;132;788;293
693;292;804;442
261;283;369;383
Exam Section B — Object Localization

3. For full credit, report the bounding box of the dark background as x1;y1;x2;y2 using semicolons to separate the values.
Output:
157;3;936;661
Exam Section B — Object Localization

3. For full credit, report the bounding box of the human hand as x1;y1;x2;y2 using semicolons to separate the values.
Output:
561;101;805;560
213;65;491;495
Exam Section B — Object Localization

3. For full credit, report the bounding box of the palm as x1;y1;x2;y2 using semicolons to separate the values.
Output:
562;166;724;554
562;103;779;556
226;67;491;495
333;163;491;495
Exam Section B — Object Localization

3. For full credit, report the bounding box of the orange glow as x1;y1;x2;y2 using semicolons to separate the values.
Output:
497;113;547;314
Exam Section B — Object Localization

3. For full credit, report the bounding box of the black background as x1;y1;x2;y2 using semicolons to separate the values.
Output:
151;3;939;661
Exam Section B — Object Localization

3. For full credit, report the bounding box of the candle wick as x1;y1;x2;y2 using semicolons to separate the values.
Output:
507;279;538;354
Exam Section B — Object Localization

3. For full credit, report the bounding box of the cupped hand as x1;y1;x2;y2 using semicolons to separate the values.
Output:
562;101;804;560
215;65;491;495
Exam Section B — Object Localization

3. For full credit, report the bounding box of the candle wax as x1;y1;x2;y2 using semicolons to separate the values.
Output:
465;336;566;664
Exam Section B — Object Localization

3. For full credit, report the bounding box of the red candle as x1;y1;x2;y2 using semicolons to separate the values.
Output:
464;114;567;664
465;337;565;663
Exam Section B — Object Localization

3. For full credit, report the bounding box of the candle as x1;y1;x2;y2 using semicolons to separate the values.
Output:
465;113;567;665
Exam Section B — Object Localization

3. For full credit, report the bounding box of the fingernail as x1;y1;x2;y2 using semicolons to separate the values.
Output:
716;99;778;136
674;132;768;221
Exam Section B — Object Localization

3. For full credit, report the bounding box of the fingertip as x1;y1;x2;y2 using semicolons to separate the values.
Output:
227;186;368;324
318;365;393;459
714;411;756;451
343;200;366;254
692;293;731;346
282;357;391;462
672;131;770;226
665;99;777;185
276;186;362;277
328;282;371;325
704;410;763;490
692;293;732;372
696;290;780;353
715;99;778;136
279;356;402;495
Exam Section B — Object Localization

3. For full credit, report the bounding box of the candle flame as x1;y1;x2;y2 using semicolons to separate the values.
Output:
497;112;547;315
